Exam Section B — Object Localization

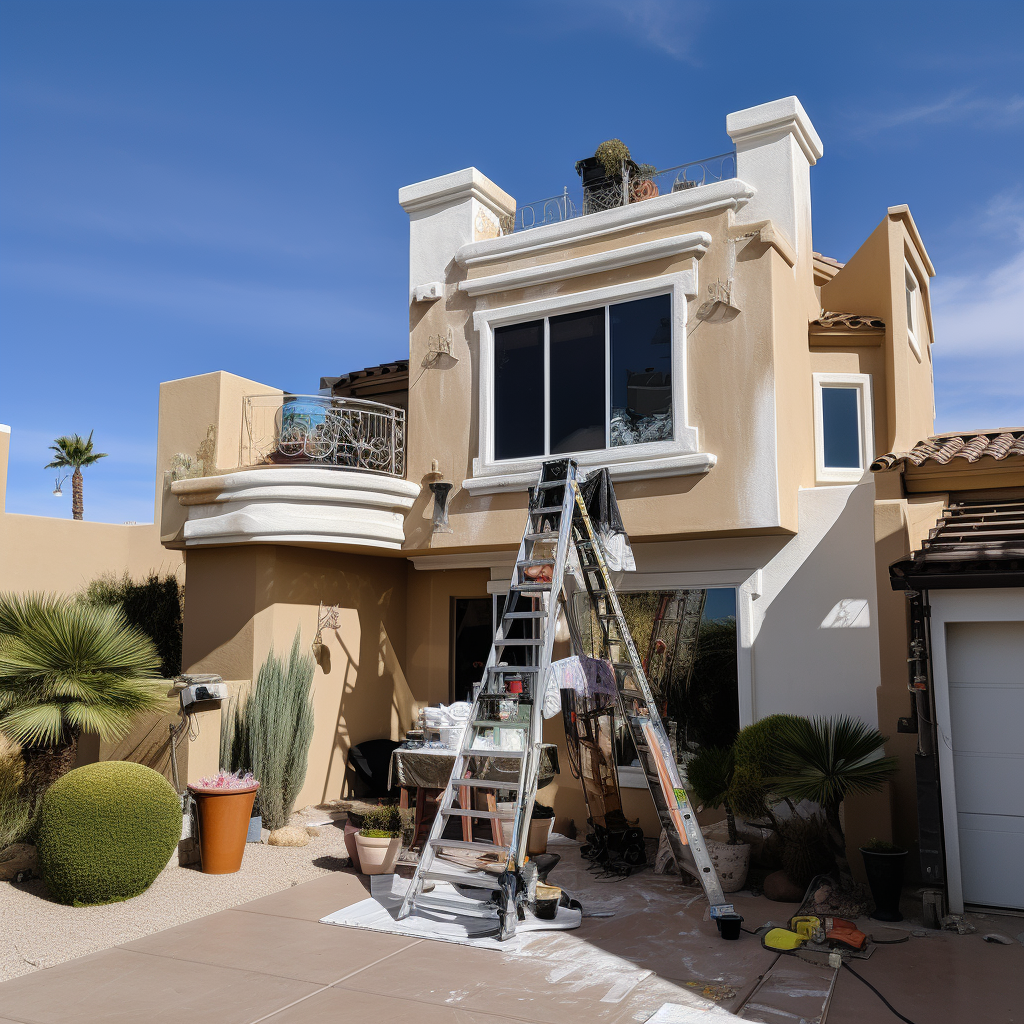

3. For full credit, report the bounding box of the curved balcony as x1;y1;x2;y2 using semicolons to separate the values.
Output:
170;395;419;552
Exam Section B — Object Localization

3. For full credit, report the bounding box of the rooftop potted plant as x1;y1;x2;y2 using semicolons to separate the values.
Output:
355;804;403;875
187;771;259;874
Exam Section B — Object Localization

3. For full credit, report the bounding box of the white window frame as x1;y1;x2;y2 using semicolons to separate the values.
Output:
812;372;874;485
905;262;922;363
467;270;711;494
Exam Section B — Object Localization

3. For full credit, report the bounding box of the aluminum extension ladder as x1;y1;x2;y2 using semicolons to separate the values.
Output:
396;458;733;938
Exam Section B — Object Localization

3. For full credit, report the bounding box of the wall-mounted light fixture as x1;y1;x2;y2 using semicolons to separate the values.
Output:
426;459;453;534
52;473;67;497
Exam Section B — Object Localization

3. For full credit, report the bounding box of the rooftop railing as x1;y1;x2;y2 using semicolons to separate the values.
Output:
241;394;406;477
499;151;736;235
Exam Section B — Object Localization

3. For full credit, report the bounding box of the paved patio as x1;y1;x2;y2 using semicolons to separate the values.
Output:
0;838;1021;1024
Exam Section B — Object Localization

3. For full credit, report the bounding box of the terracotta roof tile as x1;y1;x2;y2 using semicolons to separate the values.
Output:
871;429;1024;472
811;311;885;331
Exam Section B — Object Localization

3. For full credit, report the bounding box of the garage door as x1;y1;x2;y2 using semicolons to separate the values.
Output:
946;620;1024;910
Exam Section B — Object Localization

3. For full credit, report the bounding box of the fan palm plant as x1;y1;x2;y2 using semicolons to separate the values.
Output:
771;716;899;887
45;431;107;520
0;593;167;800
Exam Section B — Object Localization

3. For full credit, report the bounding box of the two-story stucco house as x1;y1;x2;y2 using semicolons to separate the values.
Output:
154;96;943;880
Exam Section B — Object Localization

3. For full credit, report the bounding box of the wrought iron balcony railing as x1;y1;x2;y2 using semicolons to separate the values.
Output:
498;151;737;235
241;394;406;477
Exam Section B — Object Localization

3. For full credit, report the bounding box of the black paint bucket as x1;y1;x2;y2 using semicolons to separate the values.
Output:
716;913;744;940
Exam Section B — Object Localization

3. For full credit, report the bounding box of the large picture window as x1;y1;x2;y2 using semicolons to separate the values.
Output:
493;293;672;461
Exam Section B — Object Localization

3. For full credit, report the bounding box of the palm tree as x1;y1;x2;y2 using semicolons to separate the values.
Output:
0;593;167;801
771;716;899;888
45;431;107;520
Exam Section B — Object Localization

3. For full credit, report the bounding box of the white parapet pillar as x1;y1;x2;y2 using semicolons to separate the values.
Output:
726;96;823;295
398;168;515;302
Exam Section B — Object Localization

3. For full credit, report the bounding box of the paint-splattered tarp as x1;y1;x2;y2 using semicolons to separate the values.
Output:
388;744;559;790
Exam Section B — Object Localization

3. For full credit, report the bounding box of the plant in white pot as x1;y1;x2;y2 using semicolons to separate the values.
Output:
686;744;750;893
354;805;403;875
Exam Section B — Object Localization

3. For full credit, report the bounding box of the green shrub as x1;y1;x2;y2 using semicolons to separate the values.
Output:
223;630;315;830
359;805;402;837
595;139;631;178
863;837;901;853
81;572;184;677
35;761;180;905
0;738;32;849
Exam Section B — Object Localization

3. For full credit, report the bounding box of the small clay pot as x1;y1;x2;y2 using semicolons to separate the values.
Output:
187;783;259;875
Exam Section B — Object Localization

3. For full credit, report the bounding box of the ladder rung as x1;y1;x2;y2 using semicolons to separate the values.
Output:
420;869;504;890
495;638;542;646
520;559;554;567
411;893;497;918
530;506;563;516
535;480;567;490
502;610;546;619
442;808;506;819
464;748;524;759
511;582;551;592
429;838;510;855
453;777;521;790
472;720;528;729
524;532;555;542
488;665;541;673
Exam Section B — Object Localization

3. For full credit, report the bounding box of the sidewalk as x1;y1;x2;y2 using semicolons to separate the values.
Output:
0;844;1020;1023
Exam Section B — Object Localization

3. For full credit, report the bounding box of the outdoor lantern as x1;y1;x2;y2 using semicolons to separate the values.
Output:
52;473;67;497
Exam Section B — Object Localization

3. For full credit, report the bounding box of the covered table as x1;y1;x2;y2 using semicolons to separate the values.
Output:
389;744;560;847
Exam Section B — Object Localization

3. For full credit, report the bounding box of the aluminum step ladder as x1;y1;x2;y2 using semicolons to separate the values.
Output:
396;458;732;938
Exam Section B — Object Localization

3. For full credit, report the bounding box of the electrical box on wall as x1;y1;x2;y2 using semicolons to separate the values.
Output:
179;679;228;712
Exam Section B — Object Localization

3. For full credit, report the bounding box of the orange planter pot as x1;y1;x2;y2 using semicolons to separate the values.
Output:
187;783;260;874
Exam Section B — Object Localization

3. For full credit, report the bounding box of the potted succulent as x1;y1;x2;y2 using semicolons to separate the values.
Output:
354;805;403;875
187;770;259;874
686;745;750;892
528;802;555;855
860;838;908;921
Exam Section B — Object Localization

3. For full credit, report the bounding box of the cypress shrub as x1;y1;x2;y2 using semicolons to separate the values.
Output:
225;630;315;830
81;572;184;677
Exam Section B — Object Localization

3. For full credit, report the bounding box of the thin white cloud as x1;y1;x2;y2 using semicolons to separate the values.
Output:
852;90;1023;135
932;249;1024;355
582;0;705;61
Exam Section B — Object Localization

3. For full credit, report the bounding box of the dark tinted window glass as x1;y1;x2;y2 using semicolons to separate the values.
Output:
549;307;605;454
450;598;493;704
821;387;861;468
610;294;672;447
494;320;544;460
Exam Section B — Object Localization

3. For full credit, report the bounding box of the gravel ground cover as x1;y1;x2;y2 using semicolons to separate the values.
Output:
0;807;351;983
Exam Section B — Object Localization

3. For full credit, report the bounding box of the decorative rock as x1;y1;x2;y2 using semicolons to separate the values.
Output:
763;869;805;902
304;825;322;837
0;843;38;881
268;826;311;848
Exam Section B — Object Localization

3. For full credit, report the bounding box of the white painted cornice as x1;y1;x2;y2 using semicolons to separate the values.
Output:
409;550;517;571
458;232;710;297
398;167;515;218
727;96;823;165
455;178;754;270
462;451;716;496
171;467;421;551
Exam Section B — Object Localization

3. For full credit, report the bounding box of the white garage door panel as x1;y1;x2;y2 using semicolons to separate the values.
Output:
948;683;1024;754
946;620;1024;911
956;815;1024;909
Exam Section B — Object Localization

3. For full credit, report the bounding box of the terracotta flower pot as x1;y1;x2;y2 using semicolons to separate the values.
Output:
187;783;259;875
344;820;361;871
355;833;402;875
706;839;751;893
528;817;554;855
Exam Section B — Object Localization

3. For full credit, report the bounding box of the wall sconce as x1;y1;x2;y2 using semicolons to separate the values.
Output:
426;459;453;534
52;473;67;497
696;279;740;323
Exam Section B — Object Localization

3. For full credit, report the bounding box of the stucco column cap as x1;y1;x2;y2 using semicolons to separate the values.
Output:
398;167;515;219
726;96;823;165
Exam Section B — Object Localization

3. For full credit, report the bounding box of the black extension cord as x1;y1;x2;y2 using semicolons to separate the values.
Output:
841;962;920;1024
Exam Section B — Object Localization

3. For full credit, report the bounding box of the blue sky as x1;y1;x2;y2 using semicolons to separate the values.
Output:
1;0;1021;523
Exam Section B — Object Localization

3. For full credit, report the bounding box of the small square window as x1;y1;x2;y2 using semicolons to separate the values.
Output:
813;373;873;484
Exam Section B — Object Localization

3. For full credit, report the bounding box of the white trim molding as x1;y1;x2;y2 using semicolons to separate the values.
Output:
456;179;754;270
171;467;421;551
459;234;709;298
812;372;874;485
464;271;715;496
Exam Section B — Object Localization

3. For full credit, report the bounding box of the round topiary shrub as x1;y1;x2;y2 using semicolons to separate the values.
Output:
36;761;181;906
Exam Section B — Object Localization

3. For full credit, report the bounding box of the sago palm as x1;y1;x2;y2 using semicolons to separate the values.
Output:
0;593;167;797
45;431;107;520
771;715;898;887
